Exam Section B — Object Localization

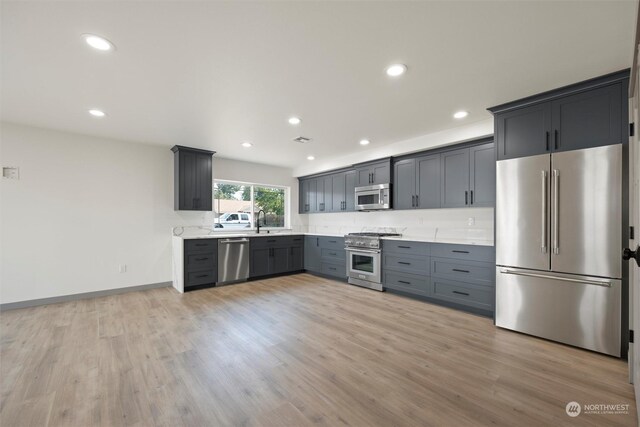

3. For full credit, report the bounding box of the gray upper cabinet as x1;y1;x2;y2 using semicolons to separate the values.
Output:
299;169;356;214
491;71;628;160
393;159;416;210
495;103;552;161
416;154;441;209
441;148;470;208
344;170;356;211
469;143;496;207
551;84;622;153
299;178;317;213
441;143;495;209
395;142;492;211
172;145;215;211
355;159;391;186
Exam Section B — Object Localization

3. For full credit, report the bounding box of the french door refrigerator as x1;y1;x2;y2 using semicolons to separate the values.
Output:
495;144;622;356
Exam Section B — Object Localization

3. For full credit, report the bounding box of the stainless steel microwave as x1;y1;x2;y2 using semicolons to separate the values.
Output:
355;184;391;211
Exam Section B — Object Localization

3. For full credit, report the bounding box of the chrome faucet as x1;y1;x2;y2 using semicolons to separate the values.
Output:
256;209;266;234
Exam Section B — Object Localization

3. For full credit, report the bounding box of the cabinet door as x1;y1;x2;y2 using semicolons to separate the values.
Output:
469;143;495;207
331;173;346;212
307;179;317;213
393;159;416;210
298;180;306;213
271;248;289;274
551;83;622;153
344;170;356;211
496;103;552;160
290;246;304;271
315;176;332;212
371;162;391;185
356;167;372;186
314;178;324;212
195;153;212;211
441;148;470;208
250;248;271;277
416;154;441;209
304;237;321;271
179;151;197;210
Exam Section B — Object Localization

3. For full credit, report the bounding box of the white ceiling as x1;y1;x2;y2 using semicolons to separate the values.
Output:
1;1;636;169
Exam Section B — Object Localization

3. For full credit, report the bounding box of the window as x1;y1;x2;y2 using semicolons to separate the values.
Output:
213;180;289;231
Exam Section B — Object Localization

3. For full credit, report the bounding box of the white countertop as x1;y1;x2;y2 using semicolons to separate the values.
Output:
173;231;493;246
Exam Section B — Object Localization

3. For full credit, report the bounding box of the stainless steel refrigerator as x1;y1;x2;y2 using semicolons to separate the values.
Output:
495;144;622;356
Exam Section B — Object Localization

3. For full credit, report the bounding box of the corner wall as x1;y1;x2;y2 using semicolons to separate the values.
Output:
0;122;299;304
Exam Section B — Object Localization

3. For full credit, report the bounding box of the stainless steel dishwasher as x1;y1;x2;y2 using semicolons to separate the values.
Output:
217;238;250;284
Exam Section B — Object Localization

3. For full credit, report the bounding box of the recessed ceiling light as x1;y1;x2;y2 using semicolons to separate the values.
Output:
241;142;253;148
359;139;370;146
288;116;301;125
88;109;106;117
453;111;469;119
307;155;315;160
386;64;407;77
82;34;115;51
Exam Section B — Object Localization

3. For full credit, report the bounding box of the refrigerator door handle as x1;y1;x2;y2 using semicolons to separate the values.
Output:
541;170;547;253
498;269;612;288
552;169;559;254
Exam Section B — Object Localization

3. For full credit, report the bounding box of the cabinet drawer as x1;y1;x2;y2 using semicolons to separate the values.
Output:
318;236;345;250
185;238;217;253
321;247;345;261
383;271;430;296
321;261;346;278
431;258;494;285
250;236;287;249
383;254;429;275
430;278;493;310
289;235;304;246
185;253;215;271
382;240;430;256
185;269;216;287
431;243;495;263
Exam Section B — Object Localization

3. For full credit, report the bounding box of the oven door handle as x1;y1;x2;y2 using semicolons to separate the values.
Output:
344;247;381;254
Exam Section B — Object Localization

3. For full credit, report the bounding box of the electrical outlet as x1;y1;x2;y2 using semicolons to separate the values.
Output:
468;217;475;226
119;264;127;273
2;167;19;180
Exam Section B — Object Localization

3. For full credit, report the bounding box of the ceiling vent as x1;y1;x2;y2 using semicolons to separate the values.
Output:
293;136;312;144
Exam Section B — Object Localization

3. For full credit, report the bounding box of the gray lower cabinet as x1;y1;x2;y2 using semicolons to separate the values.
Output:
382;240;495;316
249;236;304;278
304;235;346;279
184;238;218;289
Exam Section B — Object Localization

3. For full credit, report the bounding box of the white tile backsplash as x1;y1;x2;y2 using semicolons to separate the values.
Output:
304;207;494;243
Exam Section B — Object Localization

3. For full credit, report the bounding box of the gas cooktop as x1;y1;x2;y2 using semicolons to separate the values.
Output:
346;232;401;237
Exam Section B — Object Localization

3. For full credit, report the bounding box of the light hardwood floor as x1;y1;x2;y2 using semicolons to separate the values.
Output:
0;273;636;426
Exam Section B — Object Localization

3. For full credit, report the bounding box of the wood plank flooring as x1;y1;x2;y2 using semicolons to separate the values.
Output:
0;273;636;426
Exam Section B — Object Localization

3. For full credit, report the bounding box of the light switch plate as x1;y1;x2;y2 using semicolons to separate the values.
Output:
2;167;19;180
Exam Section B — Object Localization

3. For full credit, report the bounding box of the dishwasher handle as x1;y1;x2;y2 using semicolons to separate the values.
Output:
219;238;250;244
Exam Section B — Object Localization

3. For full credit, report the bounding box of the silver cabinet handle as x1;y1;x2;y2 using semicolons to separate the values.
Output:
499;269;611;287
541;170;548;254
553;169;559;254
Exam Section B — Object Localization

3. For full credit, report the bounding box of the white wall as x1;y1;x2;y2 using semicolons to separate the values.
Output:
0;122;299;304
293;118;493;177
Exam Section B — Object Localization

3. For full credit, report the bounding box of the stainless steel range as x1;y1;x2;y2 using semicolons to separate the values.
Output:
345;232;401;291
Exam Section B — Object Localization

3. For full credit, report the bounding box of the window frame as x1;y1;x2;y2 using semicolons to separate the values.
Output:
213;179;290;232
